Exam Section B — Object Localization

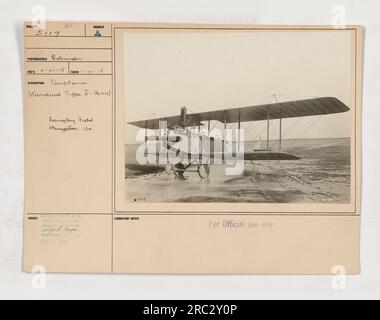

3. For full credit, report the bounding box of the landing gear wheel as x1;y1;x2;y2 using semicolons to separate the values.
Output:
197;164;210;179
165;164;175;175
174;163;186;178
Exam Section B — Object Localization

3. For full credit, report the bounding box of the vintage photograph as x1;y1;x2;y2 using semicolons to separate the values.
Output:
123;29;353;204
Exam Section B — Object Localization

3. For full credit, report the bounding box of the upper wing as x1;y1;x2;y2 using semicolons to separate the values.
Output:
127;97;350;129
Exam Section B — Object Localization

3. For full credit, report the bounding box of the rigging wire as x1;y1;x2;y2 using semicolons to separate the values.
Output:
286;115;322;149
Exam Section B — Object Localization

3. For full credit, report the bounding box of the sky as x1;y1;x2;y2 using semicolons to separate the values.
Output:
123;29;353;143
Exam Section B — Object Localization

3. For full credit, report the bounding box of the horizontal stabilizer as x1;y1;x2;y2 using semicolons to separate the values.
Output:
243;151;300;161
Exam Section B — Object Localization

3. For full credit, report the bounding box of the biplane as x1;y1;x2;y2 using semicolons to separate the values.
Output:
127;97;350;178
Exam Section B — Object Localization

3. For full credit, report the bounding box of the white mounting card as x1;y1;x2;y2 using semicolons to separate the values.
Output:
23;22;363;274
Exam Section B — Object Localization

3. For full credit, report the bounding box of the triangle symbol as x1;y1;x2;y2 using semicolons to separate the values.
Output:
95;30;102;37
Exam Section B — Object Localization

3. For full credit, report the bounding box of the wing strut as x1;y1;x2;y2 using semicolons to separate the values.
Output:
238;109;241;151
166;124;169;163
223;112;227;156
279;117;282;152
145;120;148;156
208;113;211;135
267;105;270;151
198;124;202;163
273;95;282;152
